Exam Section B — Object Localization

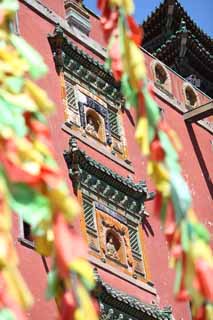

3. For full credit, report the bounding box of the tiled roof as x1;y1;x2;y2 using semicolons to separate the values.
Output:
48;24;118;87
142;0;213;54
94;271;173;320
152;22;213;80
64;137;154;201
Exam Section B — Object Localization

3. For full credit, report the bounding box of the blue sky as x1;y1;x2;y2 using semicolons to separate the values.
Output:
84;0;213;37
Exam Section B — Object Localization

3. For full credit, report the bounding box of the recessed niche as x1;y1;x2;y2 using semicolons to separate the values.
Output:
152;61;172;93
184;84;198;109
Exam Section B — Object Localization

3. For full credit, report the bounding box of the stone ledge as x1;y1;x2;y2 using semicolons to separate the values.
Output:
90;255;157;296
153;83;213;134
184;101;213;121
62;124;135;173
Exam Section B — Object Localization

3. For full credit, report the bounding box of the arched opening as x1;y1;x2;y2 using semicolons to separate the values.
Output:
154;63;168;85
106;229;121;260
184;85;198;109
85;109;103;140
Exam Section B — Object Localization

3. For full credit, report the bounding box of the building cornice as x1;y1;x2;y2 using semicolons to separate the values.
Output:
142;0;213;54
153;24;213;80
94;269;173;320
64;138;155;218
64;137;154;200
48;25;121;101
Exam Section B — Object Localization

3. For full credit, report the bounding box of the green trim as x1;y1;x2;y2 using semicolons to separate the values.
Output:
64;137;154;202
48;25;121;101
94;270;173;320
108;108;121;139
82;194;95;230
153;23;213;66
142;0;213;54
48;25;106;72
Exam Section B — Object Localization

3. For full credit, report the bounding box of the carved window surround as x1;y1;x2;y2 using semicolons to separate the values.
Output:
64;138;155;283
150;80;213;134
77;85;112;145
151;61;173;98
65;83;127;154
183;83;199;110
48;26;132;164
97;210;134;268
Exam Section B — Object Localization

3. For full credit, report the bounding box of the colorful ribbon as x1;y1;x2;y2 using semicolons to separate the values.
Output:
0;1;98;319
97;1;213;319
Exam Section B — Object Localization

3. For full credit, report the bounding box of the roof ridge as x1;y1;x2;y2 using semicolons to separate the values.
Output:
176;0;212;43
153;25;213;62
142;0;213;51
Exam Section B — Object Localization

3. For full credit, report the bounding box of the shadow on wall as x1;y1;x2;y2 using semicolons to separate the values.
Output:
185;122;213;199
125;108;135;127
142;217;155;237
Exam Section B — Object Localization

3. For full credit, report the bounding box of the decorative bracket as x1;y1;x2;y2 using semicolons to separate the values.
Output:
48;24;65;74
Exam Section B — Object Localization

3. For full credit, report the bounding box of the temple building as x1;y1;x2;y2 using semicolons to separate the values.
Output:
142;0;213;97
15;1;213;320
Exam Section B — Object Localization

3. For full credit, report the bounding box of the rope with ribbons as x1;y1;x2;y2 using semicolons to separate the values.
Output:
0;1;98;319
97;1;213;319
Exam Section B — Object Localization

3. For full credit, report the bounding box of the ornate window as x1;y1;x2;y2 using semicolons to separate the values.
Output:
64;81;126;159
85;110;102;141
48;26;132;169
183;84;198;109
105;230;121;260
77;86;111;144
98;211;133;268
152;61;172;94
64;138;155;284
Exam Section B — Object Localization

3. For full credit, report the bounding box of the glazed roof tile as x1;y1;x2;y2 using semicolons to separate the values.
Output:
48;24;118;88
64;138;154;200
142;0;213;54
94;271;173;320
152;24;213;80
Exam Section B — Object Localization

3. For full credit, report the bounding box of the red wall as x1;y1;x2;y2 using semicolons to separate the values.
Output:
16;1;213;320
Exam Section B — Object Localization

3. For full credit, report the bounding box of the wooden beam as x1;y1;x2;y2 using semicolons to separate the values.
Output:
183;101;213;122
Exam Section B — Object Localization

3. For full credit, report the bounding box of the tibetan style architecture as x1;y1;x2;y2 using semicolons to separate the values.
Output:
142;0;213;97
15;1;213;320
